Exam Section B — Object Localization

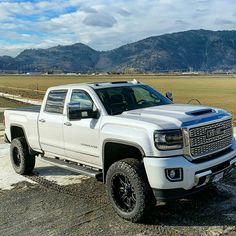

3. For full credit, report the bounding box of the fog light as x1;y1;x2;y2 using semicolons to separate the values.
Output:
169;170;176;179
165;168;183;182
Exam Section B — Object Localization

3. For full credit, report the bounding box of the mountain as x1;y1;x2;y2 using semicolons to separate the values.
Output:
101;29;236;72
10;43;99;73
1;29;236;73
0;56;15;71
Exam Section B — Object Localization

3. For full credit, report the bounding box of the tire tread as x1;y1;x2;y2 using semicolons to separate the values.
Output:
106;158;156;222
10;137;35;175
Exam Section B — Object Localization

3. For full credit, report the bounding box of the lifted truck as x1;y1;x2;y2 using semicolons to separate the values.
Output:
4;80;236;222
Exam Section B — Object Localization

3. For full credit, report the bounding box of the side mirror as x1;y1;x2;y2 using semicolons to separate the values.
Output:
166;91;173;102
67;102;99;120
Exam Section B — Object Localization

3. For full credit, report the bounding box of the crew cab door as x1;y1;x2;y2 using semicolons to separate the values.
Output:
38;89;68;156
63;89;101;167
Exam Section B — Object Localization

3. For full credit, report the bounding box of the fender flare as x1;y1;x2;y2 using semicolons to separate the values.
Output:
102;138;145;181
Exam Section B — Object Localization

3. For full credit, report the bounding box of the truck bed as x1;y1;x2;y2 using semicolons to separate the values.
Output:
8;105;41;113
4;105;41;150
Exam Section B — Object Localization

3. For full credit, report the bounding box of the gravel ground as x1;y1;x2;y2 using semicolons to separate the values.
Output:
0;158;236;236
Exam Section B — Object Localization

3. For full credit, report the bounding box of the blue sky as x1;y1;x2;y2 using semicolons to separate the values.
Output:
0;0;236;56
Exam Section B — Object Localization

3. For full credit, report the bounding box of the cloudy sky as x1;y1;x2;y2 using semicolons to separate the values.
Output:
0;0;236;56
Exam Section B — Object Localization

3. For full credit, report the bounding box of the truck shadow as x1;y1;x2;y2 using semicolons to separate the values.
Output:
34;166;82;177
143;182;236;226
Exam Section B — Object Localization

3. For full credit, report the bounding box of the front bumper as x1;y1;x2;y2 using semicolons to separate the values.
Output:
144;143;236;200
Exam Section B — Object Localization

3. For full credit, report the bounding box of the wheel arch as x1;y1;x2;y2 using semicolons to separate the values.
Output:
10;124;27;141
10;124;37;155
102;139;145;182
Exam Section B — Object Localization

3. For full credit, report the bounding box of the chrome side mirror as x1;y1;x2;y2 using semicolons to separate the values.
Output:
166;91;173;102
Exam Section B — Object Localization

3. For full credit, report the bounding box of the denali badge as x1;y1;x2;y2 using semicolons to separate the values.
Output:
206;126;225;138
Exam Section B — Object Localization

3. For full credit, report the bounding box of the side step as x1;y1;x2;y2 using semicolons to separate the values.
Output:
40;156;102;178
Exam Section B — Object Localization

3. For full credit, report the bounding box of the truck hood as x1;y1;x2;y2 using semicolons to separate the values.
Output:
119;104;230;129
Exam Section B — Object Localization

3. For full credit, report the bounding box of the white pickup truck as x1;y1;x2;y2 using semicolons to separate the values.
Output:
4;80;236;222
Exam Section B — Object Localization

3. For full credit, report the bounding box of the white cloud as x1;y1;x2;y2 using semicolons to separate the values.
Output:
1;0;236;56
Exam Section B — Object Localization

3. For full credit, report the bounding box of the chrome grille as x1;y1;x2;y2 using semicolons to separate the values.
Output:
188;119;232;158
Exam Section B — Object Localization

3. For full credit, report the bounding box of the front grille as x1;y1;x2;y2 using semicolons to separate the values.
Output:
189;119;233;159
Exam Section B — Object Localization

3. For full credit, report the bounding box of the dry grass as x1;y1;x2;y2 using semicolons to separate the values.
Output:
0;74;236;118
0;96;30;122
0;97;30;108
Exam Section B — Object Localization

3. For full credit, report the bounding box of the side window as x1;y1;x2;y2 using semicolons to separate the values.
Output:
45;90;67;114
70;90;93;110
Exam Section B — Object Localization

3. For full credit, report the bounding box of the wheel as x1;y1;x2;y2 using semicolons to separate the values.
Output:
10;137;35;175
106;158;156;222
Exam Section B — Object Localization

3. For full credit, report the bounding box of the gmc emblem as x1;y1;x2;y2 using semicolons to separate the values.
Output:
206;127;225;138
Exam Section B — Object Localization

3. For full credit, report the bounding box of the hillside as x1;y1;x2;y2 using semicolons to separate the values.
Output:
1;29;236;72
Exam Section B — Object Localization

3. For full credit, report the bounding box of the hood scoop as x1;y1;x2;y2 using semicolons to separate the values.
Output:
186;108;215;116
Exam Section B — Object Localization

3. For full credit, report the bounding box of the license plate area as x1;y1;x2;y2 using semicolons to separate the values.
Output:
212;172;224;183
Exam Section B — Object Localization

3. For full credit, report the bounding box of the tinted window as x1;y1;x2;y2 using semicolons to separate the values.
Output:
95;85;171;115
70;90;93;110
45;90;67;114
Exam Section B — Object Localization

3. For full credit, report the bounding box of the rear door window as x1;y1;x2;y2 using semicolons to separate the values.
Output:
45;90;68;114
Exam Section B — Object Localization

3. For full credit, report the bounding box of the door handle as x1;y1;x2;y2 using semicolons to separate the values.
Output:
64;122;72;126
39;119;46;123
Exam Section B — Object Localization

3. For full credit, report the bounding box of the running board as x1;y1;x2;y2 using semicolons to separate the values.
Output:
40;156;102;178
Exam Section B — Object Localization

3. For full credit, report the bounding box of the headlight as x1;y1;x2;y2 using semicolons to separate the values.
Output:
154;130;183;150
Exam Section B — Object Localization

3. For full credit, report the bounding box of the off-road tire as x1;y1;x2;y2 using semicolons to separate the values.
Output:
10;137;35;175
106;158;156;222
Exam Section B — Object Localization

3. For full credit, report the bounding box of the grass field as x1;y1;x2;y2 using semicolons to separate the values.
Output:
0;97;29;107
0;74;236;119
0;97;30;121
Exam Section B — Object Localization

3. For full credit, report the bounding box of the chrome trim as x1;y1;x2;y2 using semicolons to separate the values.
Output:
195;170;212;187
230;158;236;165
184;116;232;130
182;117;233;160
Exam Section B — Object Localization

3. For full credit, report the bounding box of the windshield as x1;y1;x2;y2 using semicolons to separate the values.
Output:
95;84;172;115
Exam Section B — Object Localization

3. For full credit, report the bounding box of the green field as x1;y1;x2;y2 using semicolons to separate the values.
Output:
0;74;236;120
